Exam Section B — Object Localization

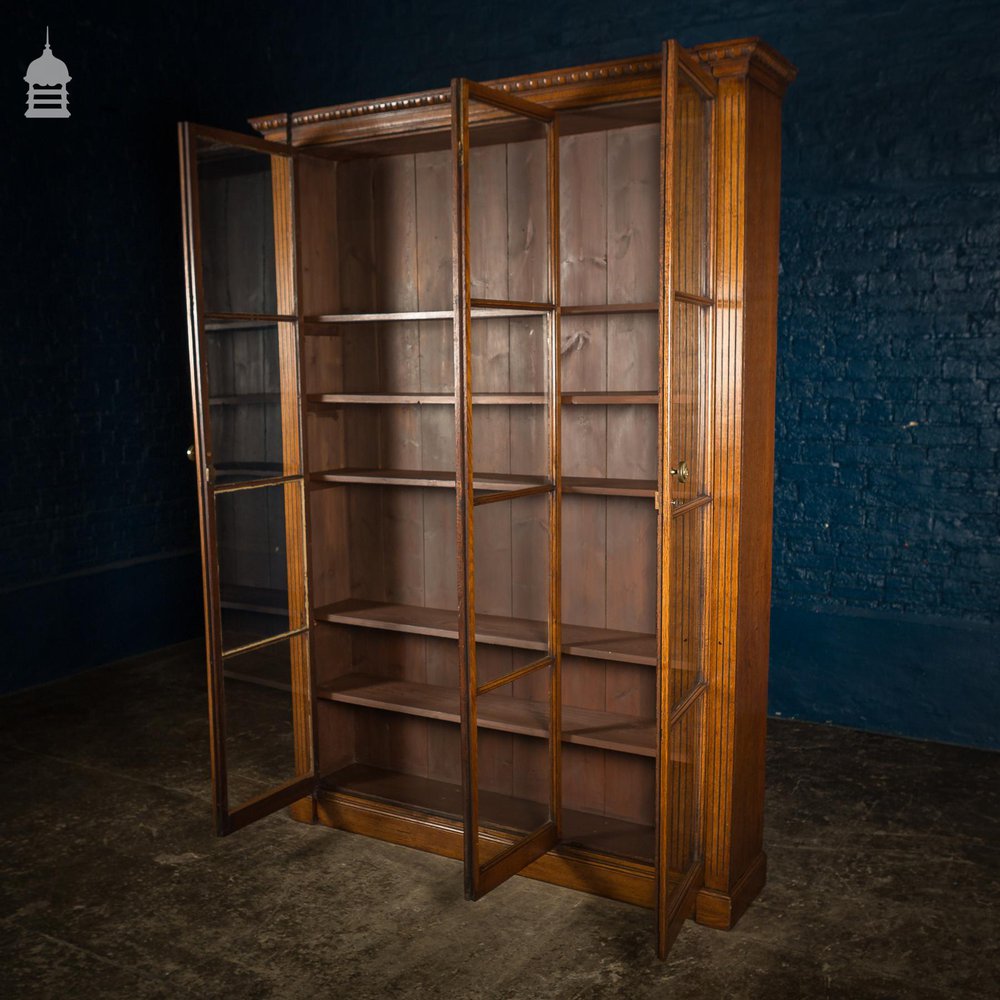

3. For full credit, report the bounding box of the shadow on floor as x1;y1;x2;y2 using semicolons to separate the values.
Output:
1;643;997;999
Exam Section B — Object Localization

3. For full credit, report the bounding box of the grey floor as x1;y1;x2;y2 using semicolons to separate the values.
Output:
1;642;998;1000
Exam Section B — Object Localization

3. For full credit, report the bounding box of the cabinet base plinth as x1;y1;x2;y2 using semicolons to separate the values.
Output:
694;852;767;929
310;789;656;909
298;788;765;928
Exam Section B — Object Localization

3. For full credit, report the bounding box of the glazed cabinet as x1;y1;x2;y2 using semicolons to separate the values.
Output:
178;37;795;958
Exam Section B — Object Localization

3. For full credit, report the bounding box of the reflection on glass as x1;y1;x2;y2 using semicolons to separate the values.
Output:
197;138;279;314
476;664;552;836
205;321;284;482
668;504;706;706
669;301;708;499
472;494;550;624
475;646;549;692
673;79;711;299
216;484;290;652
469;315;550;483
467;97;551;306
665;700;701;876
222;637;304;807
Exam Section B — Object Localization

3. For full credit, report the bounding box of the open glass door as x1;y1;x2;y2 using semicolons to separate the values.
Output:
656;42;718;957
179;123;316;835
451;79;562;897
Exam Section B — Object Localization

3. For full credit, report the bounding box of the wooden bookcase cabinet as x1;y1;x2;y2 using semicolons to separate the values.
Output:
179;38;795;958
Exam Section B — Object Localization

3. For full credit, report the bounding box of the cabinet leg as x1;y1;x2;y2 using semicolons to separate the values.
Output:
694;852;767;930
289;797;317;825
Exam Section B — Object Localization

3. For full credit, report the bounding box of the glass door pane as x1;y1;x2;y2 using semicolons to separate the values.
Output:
656;41;717;958
179;123;315;835
452;79;561;898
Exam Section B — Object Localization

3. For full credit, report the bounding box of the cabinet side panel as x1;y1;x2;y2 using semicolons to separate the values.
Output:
703;75;746;895
731;79;783;882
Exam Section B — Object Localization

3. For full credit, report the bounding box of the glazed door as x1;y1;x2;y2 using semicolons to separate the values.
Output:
179;124;316;835
451;79;562;898
656;42;718;957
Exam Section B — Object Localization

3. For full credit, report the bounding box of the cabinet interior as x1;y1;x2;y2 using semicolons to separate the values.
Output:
200;109;664;863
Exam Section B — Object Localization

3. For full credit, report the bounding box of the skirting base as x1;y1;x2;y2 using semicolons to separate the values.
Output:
296;791;766;932
694;852;768;929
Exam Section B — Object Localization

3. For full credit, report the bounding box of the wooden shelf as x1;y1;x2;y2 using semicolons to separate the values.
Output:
220;585;288;617
319;672;655;757
306;301;553;325
562;391;657;405
308;391;656;406
314;598;657;666
307;310;452;324
561;303;658;315
470;297;555;316
309;392;545;406
214;462;284;483
321;763;654;861
565;476;656;498
304;302;652;326
204;312;293;331
311;468;549;492
310;468;654;498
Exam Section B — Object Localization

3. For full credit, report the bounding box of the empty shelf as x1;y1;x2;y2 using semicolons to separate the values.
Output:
307;310;452;324
561;303;658;315
308;391;656;406
319;672;656;757
309;392;545;406
214;462;284;483
561;391;657;405
321;763;654;862
563;476;656;498
311;468;654;498
305;302;554;324
314;598;657;666
311;468;549;491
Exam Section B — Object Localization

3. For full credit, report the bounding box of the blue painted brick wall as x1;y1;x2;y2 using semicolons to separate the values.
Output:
2;0;998;744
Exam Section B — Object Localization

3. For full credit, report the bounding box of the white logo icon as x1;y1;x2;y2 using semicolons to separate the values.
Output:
25;27;71;119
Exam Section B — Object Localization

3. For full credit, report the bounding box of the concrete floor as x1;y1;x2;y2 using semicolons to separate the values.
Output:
1;642;998;999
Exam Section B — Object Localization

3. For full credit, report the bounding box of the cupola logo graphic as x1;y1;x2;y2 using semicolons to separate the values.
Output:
25;27;70;118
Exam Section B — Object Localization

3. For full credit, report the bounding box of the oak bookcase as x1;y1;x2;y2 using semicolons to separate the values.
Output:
178;37;796;958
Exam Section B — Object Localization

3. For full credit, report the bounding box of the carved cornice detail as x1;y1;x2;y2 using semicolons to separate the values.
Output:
251;56;661;134
250;40;795;137
491;56;660;94
695;37;798;89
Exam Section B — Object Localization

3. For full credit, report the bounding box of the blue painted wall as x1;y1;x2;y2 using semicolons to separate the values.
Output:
2;1;997;747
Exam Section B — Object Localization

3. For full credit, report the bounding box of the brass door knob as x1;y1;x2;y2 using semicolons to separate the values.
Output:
186;444;196;463
669;460;690;484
